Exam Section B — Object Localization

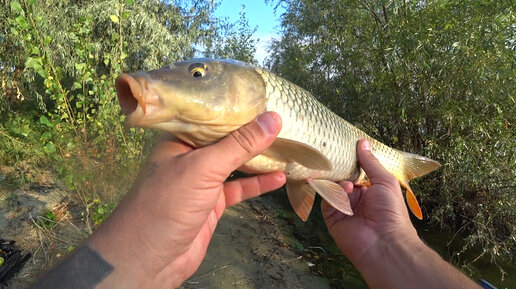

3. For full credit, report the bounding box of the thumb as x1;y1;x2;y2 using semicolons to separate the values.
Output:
198;112;282;177
357;139;397;186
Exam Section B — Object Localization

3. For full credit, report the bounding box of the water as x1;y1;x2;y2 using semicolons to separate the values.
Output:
268;191;515;288
419;228;516;289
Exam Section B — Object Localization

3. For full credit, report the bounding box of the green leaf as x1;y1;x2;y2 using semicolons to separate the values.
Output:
36;67;48;78
122;11;131;19
28;0;36;6
125;0;134;5
45;142;56;154
55;66;64;78
75;63;85;71
25;57;48;78
10;27;19;36
24;57;36;68
31;46;41;56
41;131;52;140
15;15;28;29
109;15;119;24
10;1;22;12
39;115;53;127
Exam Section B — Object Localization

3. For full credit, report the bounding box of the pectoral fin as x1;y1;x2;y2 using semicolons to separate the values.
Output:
286;180;316;222
307;179;353;216
265;138;332;171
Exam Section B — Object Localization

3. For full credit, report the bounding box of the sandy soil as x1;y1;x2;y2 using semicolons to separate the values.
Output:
184;197;331;289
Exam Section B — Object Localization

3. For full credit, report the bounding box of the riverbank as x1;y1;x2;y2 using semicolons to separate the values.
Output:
0;166;513;288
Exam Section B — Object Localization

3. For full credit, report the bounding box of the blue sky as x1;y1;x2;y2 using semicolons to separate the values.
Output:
214;0;285;64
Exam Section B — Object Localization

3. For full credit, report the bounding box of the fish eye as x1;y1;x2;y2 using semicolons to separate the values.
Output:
189;63;207;78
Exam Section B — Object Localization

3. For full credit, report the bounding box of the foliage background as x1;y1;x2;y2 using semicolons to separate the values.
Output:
266;0;515;267
0;0;514;284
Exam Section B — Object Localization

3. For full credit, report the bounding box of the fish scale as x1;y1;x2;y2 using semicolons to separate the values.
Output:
256;67;377;182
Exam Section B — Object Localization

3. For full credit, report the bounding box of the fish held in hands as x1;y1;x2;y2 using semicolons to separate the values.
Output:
116;59;440;221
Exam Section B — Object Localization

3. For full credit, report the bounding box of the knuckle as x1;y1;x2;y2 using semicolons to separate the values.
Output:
230;127;259;155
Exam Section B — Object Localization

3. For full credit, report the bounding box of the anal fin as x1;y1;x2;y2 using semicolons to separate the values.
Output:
308;179;353;216
286;180;316;222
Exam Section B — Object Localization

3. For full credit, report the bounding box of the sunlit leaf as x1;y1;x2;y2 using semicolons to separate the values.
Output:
10;1;22;12
39;115;53;127
109;15;119;24
45;142;56;154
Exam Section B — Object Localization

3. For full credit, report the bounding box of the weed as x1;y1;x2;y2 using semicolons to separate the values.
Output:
36;209;58;230
90;198;115;226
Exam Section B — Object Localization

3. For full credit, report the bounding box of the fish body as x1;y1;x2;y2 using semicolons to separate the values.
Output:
116;59;440;221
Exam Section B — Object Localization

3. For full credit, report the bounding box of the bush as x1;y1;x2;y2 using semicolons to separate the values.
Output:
0;0;256;228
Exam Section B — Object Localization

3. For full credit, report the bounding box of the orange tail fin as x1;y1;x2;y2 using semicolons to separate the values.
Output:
400;182;423;220
399;151;441;220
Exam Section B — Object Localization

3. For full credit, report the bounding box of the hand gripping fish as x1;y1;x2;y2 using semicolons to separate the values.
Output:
116;59;440;221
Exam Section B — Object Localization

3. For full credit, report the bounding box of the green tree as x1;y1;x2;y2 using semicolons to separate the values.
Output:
0;0;226;225
267;0;515;265
204;6;259;64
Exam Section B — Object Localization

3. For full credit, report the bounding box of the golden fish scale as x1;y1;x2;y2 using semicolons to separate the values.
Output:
254;68;406;183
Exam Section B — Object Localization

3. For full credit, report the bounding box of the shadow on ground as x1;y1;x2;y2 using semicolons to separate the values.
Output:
185;191;367;289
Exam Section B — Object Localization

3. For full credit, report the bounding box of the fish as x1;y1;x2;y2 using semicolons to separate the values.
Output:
115;58;440;221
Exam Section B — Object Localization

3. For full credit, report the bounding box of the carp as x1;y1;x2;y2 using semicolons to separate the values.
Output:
116;59;440;221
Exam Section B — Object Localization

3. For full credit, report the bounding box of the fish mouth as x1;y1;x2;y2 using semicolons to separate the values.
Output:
115;73;147;127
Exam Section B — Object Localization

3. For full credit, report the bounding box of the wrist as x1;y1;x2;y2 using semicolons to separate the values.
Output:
352;230;429;289
353;228;423;273
85;230;149;289
85;208;173;288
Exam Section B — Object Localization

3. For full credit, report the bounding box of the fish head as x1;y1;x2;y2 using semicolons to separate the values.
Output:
116;59;267;146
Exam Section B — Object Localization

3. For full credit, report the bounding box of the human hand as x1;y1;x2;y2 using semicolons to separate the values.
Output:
321;139;419;268
87;112;285;289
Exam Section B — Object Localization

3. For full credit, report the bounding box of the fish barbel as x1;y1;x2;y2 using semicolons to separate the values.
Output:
116;58;440;221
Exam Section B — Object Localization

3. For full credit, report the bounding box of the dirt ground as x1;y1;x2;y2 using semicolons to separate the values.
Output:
0;166;367;289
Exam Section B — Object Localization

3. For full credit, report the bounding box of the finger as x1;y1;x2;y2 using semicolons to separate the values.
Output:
321;200;347;229
223;171;286;207
337;181;359;207
357;139;396;185
198;112;282;177
338;181;354;193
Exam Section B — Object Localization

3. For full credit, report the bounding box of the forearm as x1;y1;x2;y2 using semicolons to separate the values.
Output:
354;235;481;289
28;245;114;289
30;212;184;289
82;204;185;289
29;238;182;289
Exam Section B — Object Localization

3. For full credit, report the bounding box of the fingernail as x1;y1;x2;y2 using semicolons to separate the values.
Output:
362;140;370;151
257;113;278;135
